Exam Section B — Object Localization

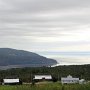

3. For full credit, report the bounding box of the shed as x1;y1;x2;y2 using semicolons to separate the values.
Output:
3;78;21;85
79;79;86;84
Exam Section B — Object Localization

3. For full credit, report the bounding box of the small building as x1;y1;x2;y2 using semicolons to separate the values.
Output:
3;78;21;85
79;79;86;84
33;75;52;82
61;75;79;84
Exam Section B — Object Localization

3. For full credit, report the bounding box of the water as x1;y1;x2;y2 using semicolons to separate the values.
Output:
37;52;90;65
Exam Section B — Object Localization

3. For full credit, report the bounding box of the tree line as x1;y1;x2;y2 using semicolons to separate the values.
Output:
0;64;90;82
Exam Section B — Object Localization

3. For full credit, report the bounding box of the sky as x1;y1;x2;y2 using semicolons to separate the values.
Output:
0;0;90;65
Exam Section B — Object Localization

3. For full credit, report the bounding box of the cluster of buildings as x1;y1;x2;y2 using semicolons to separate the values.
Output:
33;74;85;84
1;75;86;85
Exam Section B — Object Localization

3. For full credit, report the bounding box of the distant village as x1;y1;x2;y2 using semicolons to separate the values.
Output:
1;74;86;85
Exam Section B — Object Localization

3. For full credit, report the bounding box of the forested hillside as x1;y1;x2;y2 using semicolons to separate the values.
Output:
0;48;57;69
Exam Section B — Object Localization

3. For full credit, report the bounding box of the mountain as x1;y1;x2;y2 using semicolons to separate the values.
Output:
0;48;57;69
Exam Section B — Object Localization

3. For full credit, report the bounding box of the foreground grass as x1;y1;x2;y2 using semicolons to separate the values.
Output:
0;82;90;90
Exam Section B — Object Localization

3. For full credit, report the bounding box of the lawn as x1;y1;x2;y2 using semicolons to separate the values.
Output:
0;82;90;90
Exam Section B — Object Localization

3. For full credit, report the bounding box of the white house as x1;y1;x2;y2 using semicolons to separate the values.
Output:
3;78;20;85
61;75;79;84
33;75;52;80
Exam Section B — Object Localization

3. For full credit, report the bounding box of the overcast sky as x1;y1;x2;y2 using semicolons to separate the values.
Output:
0;0;90;65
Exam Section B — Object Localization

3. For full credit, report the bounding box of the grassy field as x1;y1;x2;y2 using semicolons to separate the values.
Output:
0;82;90;90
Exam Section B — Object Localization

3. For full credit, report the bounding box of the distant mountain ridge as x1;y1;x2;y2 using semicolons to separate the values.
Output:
0;48;57;69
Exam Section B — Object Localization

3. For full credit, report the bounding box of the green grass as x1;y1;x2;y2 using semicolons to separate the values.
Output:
0;82;90;90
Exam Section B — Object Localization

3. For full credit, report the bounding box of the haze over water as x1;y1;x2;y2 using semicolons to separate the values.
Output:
37;52;90;65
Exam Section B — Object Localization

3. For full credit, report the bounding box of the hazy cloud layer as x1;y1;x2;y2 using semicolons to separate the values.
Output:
0;0;90;64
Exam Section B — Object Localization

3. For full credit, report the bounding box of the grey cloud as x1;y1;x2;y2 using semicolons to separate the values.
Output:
2;0;90;12
0;0;90;50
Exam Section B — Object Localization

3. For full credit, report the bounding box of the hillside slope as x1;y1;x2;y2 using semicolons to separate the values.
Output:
0;48;57;69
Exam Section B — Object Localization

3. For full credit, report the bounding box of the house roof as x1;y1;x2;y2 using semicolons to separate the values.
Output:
34;75;52;79
61;75;79;80
3;79;19;83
